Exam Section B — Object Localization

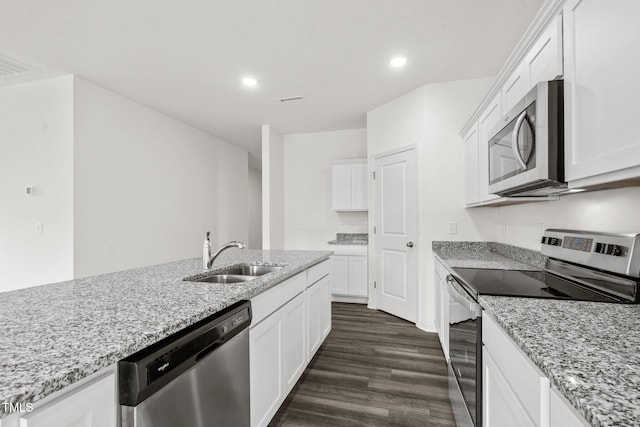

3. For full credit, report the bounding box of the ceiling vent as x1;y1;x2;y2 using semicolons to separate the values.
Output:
0;54;39;80
279;96;304;104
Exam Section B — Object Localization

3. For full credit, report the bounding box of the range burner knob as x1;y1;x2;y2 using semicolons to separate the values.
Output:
610;245;623;256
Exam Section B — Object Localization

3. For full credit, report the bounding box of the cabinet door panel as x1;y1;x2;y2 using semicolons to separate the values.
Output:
350;163;368;210
332;164;352;210
282;293;307;391
348;256;368;297
550;388;589;427
306;282;321;360
319;275;332;340
526;15;563;86
250;314;282;427
19;374;115;427
564;0;640;182
330;255;349;295
464;125;480;205
501;62;529;114
483;348;536;427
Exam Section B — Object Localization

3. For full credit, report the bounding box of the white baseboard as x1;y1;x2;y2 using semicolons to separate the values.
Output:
417;321;436;333
331;295;369;304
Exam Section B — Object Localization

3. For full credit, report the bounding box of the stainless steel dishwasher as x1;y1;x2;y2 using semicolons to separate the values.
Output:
118;300;251;427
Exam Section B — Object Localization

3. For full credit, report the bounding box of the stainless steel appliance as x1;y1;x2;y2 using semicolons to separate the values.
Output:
488;80;566;197
119;300;252;427
445;230;640;427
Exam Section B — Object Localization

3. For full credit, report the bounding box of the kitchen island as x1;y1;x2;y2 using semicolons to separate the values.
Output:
0;249;331;420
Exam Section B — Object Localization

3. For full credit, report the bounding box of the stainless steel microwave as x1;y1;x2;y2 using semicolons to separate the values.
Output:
488;80;566;197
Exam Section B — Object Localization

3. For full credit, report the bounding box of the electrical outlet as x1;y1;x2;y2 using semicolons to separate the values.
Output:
447;222;457;235
35;222;43;235
298;223;305;229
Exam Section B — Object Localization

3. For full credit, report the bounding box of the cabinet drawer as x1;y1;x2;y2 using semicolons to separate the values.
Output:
307;259;331;286
483;314;549;426
251;272;306;326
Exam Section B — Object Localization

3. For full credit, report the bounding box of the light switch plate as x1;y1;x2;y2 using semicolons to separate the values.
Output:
447;222;457;235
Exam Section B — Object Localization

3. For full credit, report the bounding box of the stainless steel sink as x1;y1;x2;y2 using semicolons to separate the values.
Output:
184;263;285;284
196;274;256;284
223;265;283;276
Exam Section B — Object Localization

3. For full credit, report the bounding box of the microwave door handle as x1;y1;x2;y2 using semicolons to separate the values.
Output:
511;110;529;170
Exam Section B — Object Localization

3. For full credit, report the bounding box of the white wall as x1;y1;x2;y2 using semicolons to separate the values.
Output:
494;187;640;250
283;129;368;249
248;167;263;249
73;77;248;277
0;76;74;291
261;124;285;249
367;77;497;331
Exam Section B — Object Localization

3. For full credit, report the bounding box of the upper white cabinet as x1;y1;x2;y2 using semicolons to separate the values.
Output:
525;15;563;88
463;125;480;205
501;61;530;115
563;0;640;186
332;159;368;211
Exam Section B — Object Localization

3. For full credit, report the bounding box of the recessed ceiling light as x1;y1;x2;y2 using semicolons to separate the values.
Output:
242;77;258;87
389;56;407;68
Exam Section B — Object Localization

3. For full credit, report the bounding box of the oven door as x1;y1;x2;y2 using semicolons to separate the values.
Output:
446;275;482;427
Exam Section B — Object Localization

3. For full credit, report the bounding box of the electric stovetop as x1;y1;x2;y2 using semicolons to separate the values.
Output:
452;267;623;303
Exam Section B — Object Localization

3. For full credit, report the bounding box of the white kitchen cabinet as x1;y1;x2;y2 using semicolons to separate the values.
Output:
433;258;449;359
330;250;368;302
464;124;480;205
525;14;563;87
483;314;549;427
332;159;368;211
306;278;321;359
483;348;536;427
563;0;640;186
477;95;503;203
319;274;332;340
501;61;530;115
18;373;115;427
250;264;332;427
330;255;349;295
550;387;589;427
250;307;283;427
281;292;307;391
348;256;367;297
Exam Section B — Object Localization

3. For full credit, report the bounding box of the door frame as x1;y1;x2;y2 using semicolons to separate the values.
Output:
367;144;421;326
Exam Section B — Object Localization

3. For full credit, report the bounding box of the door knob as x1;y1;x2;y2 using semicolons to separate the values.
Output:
406;242;414;248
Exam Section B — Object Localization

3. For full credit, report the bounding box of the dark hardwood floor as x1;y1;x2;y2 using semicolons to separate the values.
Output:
269;303;456;427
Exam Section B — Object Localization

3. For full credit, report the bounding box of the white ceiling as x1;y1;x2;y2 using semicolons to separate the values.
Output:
0;0;544;168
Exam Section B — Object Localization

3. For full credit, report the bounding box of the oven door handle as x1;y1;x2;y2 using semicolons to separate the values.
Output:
511;110;530;170
446;275;477;312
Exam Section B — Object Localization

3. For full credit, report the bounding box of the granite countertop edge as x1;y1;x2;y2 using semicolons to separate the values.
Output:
0;249;332;417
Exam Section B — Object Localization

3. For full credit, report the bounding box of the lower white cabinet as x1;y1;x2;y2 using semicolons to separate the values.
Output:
433;258;449;359
250;260;332;427
550;388;589;427
483;348;536;427
483;314;548;427
249;310;284;427
330;251;367;302
18;372;115;427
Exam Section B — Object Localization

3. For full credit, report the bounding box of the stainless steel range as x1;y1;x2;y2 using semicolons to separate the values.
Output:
445;229;640;427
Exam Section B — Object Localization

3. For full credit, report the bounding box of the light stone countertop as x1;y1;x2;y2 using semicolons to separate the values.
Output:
0;249;331;417
433;241;640;427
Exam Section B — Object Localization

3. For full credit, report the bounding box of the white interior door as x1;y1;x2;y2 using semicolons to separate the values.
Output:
373;148;418;323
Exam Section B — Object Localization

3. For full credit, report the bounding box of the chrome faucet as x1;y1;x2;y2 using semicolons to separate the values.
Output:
207;240;246;270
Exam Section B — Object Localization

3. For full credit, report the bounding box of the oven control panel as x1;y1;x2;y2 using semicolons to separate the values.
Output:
541;229;640;278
